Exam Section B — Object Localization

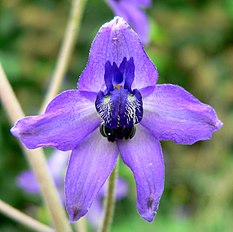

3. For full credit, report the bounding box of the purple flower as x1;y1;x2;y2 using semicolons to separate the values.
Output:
106;0;151;44
11;17;222;223
17;150;69;195
16;150;128;228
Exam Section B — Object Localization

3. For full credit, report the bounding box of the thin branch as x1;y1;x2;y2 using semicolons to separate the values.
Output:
0;200;54;232
40;0;87;113
0;63;72;232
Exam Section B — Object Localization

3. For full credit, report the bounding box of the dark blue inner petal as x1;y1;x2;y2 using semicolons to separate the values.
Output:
95;57;143;141
104;61;114;92
95;89;120;129
124;57;135;91
119;57;127;75
112;62;123;85
119;89;143;128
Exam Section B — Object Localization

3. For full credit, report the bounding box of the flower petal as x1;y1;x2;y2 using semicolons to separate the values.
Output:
11;90;101;151
117;125;164;222
86;196;103;228
107;0;150;44
65;128;118;222
78;17;158;93
17;170;40;193
115;178;129;200
142;84;223;144
17;150;69;194
47;150;69;183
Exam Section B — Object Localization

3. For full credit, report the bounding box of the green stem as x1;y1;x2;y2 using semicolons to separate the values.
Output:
40;0;87;113
0;63;72;232
74;217;87;232
0;199;54;232
99;163;118;232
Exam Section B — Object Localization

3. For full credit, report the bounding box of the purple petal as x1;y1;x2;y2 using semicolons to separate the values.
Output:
17;150;69;194
86;197;103;228
78;17;158;93
141;84;223;145
17;170;40;193
11;90;101;151
47;150;69;184
117;125;164;222
114;178;129;200
65;128;118;222
107;0;151;9
107;1;150;44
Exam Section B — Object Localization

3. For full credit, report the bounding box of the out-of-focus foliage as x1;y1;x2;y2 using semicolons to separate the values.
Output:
0;0;232;231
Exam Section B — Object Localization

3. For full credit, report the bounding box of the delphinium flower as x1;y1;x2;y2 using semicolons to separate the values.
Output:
17;150;128;228
11;17;222;223
106;0;151;44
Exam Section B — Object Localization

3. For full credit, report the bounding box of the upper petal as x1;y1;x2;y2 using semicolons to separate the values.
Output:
117;125;164;222
78;17;158;93
65;128;118;222
141;84;223;144
11;90;101;151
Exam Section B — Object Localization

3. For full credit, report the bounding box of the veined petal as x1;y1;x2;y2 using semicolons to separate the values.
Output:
107;1;150;44
117;125;164;222
142;84;223;144
78;17;158;93
11;90;101;151
65;128;118;222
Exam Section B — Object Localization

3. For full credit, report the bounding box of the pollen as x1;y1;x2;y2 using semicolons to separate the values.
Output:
104;96;110;104
114;84;121;90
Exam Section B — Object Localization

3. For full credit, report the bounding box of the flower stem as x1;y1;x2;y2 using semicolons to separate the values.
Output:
0;63;72;232
40;0;87;113
0;199;54;232
99;163;118;232
74;217;87;232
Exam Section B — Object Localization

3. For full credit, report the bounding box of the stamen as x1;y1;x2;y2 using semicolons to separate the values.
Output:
99;123;136;142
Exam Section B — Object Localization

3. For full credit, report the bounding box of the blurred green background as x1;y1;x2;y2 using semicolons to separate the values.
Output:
0;0;232;231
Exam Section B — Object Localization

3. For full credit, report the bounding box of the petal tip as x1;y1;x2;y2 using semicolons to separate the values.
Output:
101;16;130;34
141;210;157;223
10;125;18;137
68;206;87;223
137;196;160;222
215;119;223;130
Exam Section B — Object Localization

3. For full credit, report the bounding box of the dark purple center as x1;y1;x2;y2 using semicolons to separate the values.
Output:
95;57;143;142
